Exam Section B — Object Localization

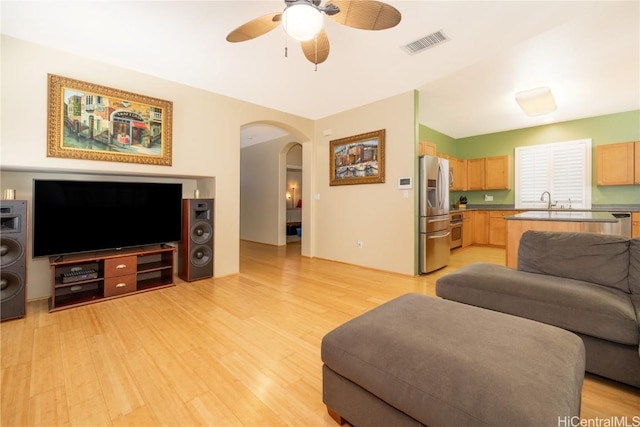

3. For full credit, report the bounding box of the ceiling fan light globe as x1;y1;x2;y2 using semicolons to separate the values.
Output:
282;3;323;41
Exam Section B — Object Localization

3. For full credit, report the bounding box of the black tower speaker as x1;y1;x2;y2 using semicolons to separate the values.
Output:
1;200;27;321
179;198;214;282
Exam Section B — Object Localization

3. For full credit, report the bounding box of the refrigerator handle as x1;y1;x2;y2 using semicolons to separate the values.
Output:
439;161;447;210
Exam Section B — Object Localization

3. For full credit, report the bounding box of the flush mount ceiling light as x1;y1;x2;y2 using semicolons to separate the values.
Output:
515;86;557;116
282;1;324;41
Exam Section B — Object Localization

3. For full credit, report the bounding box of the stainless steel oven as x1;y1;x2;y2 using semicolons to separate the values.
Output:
450;213;462;249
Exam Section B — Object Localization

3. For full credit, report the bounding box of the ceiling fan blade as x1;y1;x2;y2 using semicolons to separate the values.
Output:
301;29;330;65
226;13;282;42
327;0;401;31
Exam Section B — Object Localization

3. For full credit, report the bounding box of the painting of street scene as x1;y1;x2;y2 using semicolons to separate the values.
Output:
47;74;172;165
330;129;385;186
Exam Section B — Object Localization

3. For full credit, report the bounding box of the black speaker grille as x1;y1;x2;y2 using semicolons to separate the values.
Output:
190;245;212;266
190;222;213;244
0;237;24;268
0;271;25;302
0;200;27;320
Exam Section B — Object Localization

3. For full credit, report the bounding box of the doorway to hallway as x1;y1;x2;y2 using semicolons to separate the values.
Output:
286;143;302;245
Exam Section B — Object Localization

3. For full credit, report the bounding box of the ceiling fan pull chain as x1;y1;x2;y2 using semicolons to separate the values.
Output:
314;36;318;71
284;31;288;58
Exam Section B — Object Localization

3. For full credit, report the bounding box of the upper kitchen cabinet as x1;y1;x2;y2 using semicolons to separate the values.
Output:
419;141;437;156
636;141;640;185
449;157;467;191
435;152;466;190
466;156;511;190
485;156;511;190
597;141;639;186
467;158;485;190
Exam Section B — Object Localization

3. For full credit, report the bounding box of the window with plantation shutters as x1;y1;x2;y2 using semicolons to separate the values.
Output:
515;139;592;209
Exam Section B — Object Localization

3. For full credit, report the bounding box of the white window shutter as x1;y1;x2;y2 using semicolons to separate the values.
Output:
515;139;591;209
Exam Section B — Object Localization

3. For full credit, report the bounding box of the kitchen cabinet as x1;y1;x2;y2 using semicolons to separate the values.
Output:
636;141;640;185
596;141;639;186
466;156;511;190
419;141;437;156
489;211;519;247
633;212;640;238
450;157;467;191
485;156;511;190
462;211;474;247
467;158;485;190
473;211;489;245
489;211;507;247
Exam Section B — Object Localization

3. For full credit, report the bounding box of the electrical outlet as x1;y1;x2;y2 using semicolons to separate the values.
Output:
357;240;363;249
484;194;493;202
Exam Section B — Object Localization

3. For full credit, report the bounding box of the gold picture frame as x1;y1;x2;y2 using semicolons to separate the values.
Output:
47;74;173;166
330;129;385;186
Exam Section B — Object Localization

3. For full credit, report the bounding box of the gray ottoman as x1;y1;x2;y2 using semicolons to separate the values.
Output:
321;293;585;427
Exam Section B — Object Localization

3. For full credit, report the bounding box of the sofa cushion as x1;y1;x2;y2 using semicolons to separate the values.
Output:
518;231;630;293
436;262;639;346
630;238;640;295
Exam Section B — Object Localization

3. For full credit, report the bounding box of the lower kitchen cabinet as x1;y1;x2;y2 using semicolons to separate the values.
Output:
489;211;507;247
472;210;520;248
462;211;474;247
474;211;489;245
633;212;640;238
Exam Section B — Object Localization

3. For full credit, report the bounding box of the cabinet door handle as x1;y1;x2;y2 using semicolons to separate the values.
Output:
116;264;127;269
115;283;127;288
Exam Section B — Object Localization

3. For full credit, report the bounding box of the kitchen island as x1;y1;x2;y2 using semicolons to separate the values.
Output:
505;211;620;268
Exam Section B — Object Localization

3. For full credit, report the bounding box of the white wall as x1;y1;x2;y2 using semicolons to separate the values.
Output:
312;91;418;275
1;35;314;300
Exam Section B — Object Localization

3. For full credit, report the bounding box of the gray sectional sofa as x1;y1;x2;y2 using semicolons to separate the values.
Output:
436;230;640;387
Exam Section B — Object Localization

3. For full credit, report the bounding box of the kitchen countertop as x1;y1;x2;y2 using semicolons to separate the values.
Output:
449;205;640;214
505;211;618;222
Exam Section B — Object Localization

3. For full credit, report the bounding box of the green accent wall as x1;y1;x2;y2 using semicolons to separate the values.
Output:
420;110;640;206
419;125;456;156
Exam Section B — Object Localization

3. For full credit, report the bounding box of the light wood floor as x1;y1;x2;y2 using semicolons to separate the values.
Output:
2;242;639;426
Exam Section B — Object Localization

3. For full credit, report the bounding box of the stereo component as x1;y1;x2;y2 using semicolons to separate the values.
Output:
179;198;214;282
1;200;27;321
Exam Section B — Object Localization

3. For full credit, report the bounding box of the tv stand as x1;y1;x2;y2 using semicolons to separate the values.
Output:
48;245;176;312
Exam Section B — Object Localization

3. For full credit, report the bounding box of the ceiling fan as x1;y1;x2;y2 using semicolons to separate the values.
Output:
226;0;401;66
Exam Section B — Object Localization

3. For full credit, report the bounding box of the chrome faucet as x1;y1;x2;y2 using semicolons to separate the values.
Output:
540;191;553;209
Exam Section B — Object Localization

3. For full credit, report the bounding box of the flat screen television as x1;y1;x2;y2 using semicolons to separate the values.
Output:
33;179;183;258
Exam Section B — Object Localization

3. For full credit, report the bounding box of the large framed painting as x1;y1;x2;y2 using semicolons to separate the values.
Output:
47;74;173;166
330;129;385;186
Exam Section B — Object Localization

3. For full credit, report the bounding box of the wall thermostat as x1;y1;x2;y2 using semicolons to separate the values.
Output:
398;177;413;189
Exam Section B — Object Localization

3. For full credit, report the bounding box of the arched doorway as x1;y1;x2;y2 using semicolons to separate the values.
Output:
239;122;310;254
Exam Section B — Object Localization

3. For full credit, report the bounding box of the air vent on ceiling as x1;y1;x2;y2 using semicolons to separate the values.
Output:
402;30;449;55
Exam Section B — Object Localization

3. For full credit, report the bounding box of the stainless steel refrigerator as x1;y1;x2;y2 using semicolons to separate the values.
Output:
419;155;450;273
